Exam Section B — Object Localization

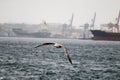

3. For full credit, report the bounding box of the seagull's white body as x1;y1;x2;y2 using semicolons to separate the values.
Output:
34;42;73;64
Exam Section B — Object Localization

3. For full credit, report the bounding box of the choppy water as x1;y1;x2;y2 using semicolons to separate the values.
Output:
0;37;120;80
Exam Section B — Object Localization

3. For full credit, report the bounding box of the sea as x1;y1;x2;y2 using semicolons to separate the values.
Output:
0;37;120;80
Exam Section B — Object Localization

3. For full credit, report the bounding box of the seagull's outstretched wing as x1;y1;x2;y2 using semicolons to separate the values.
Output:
62;46;73;64
34;42;73;64
34;42;55;48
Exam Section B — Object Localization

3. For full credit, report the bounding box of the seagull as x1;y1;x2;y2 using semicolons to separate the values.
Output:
34;42;73;64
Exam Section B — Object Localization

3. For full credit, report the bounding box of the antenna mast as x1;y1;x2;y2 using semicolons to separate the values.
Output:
69;13;74;27
91;12;96;29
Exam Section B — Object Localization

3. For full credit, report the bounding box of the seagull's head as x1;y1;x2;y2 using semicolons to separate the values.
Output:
54;43;62;48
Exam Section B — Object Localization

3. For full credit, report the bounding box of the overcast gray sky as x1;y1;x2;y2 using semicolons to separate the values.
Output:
0;0;120;26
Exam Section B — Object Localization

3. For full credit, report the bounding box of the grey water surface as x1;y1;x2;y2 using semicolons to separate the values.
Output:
0;37;120;80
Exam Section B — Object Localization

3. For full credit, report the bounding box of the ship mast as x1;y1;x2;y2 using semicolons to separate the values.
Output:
91;12;96;29
69;13;74;27
116;10;120;25
115;10;120;33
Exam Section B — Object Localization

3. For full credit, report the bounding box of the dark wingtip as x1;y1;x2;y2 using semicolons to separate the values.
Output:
69;59;73;65
34;46;38;48
67;56;73;65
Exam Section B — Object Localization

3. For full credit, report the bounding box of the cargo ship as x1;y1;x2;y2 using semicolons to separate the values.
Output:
12;28;51;38
91;11;120;41
91;30;120;41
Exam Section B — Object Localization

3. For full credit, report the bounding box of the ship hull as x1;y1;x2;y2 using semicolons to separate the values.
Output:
91;30;120;41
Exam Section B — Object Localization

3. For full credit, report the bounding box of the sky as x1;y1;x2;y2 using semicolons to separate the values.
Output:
0;0;120;26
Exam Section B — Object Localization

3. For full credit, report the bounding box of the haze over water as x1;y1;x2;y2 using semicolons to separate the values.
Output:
0;37;120;80
0;0;120;26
